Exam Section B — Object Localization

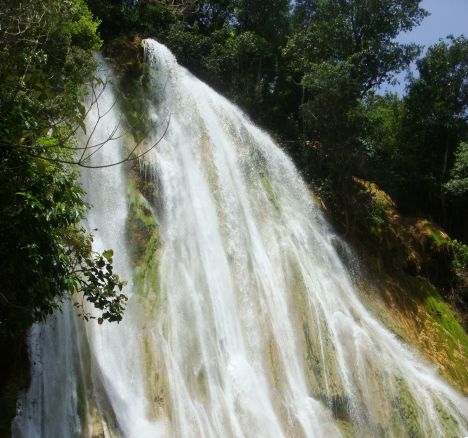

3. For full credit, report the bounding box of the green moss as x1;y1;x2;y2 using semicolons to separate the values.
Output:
127;178;158;262
134;233;160;300
393;273;468;391
76;372;87;427
397;273;434;299
391;378;424;438
130;202;160;311
390;376;465;437
126;170;161;319
430;230;447;247
128;178;156;225
260;176;280;211
335;419;354;438
303;323;321;372
418;277;468;388
356;264;467;394
426;295;467;346
435;401;462;438
103;36;153;141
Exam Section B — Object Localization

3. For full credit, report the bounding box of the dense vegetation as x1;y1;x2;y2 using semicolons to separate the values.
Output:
0;0;130;339
0;0;466;432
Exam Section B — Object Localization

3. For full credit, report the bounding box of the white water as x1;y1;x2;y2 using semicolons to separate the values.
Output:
13;41;467;437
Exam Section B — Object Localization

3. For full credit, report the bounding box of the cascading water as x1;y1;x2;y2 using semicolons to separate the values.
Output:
13;41;467;437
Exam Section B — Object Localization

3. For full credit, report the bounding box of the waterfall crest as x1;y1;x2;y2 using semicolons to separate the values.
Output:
13;41;467;437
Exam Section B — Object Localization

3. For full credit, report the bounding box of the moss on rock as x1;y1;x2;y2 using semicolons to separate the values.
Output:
125;161;162;323
390;378;424;438
359;270;468;394
335;179;467;393
103;35;154;142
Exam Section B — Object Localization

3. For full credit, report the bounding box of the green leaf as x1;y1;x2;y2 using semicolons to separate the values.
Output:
102;249;113;261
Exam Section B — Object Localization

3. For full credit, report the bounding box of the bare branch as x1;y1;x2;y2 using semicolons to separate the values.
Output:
2;114;171;169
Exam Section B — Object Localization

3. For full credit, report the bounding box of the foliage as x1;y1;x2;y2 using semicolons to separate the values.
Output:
0;153;126;335
452;240;468;272
85;0;179;41
397;36;468;216
281;0;426;216
0;0;101;145
285;0;426;100
357;94;405;196
356;37;468;240
0;0;127;347
78;250;127;323
450;240;468;313
444;141;468;197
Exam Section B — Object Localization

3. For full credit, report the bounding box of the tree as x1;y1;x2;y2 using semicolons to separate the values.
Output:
445;141;468;197
0;0;131;350
284;0;425;144
357;92;405;196
397;36;468;238
281;0;426;227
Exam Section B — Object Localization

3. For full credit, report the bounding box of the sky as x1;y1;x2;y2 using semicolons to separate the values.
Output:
380;0;468;95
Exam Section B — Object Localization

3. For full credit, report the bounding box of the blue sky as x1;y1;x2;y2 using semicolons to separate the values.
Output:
380;0;468;95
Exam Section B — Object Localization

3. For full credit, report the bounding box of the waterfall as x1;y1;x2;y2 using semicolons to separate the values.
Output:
13;41;467;437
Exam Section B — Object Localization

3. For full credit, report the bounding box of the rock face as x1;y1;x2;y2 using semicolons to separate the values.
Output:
344;177;467;394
